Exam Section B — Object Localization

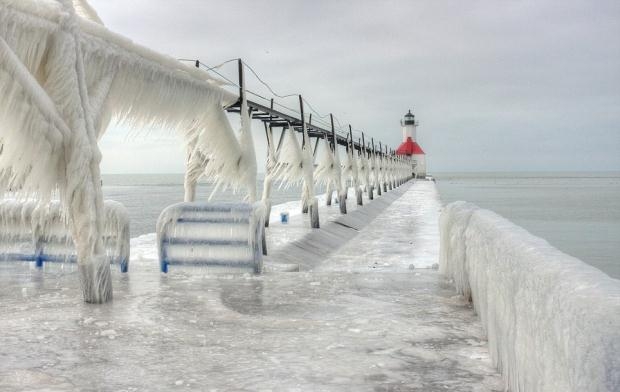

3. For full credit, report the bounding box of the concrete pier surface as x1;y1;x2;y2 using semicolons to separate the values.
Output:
0;181;503;391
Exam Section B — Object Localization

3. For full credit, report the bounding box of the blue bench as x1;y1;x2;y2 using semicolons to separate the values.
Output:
156;202;264;274
0;200;130;272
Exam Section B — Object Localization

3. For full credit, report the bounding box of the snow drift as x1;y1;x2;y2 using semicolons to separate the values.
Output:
439;201;620;392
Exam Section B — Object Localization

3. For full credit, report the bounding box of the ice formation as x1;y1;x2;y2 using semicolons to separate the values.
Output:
440;201;620;392
156;202;264;274
260;125;279;226
342;142;362;204
198;89;257;202
0;200;129;271
357;149;370;193
314;138;345;212
369;150;380;194
274;125;305;187
0;0;240;302
273;124;319;227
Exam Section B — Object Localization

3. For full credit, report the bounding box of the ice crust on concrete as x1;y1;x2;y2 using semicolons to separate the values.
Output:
440;201;620;392
321;180;441;271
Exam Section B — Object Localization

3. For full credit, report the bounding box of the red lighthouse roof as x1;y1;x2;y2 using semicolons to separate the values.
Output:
396;137;425;156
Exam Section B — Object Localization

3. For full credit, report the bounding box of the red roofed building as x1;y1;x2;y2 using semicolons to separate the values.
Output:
395;110;426;177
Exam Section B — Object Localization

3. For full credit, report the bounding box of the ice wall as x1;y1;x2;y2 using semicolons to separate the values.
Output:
439;201;620;392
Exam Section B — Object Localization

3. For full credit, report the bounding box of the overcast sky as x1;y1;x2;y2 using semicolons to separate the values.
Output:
93;0;620;173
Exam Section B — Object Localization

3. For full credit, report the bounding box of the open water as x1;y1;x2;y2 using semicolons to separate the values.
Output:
435;172;620;279
101;172;619;279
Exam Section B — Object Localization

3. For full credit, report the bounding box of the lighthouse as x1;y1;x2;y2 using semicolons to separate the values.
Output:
395;109;426;178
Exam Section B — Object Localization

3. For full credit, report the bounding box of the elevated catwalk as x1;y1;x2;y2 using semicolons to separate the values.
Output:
0;181;502;391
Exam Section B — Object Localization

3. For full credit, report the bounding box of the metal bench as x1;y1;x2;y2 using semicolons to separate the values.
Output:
157;202;265;274
0;200;130;272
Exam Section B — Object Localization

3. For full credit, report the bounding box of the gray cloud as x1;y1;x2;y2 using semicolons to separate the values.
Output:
93;0;620;173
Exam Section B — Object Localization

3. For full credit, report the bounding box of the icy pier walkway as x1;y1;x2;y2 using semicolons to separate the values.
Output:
0;181;503;391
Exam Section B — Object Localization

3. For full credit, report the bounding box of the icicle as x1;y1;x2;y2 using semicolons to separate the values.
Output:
72;0;104;25
0;0;248;302
273;124;305;187
261;125;278;226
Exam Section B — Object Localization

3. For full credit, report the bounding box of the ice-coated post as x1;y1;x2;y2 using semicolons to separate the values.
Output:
352;130;363;207
339;190;347;214
159;239;169;273
372;138;381;196
33;228;44;267
252;221;264;273
264;199;272;227
326;181;333;206
300;95;310;216
261;227;268;256
310;197;320;228
119;219;130;272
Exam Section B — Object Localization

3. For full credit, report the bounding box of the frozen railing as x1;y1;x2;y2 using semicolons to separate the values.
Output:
0;200;130;272
439;201;620;392
156;202;265;274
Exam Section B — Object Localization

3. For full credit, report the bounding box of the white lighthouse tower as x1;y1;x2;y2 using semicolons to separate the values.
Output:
395;109;426;177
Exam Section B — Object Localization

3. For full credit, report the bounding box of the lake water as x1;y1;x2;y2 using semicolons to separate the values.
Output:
434;172;620;279
101;174;313;237
102;172;620;279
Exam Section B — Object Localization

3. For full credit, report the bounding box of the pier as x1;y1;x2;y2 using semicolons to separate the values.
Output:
0;181;504;391
1;2;618;391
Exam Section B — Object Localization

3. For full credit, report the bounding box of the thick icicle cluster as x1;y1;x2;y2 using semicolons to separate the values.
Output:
357;149;371;191
342;145;358;189
440;202;620;392
273;126;315;205
0;0;246;302
273;126;305;188
314;138;344;205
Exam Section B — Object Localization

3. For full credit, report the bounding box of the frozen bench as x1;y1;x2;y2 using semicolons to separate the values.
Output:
156;202;265;274
0;200;130;272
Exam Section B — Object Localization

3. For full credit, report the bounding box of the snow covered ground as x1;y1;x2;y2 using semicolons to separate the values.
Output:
319;180;442;272
0;181;503;391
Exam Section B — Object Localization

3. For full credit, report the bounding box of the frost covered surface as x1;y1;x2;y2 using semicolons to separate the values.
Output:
321;180;441;271
0;199;129;268
0;181;503;391
440;201;620;392
0;0;243;302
